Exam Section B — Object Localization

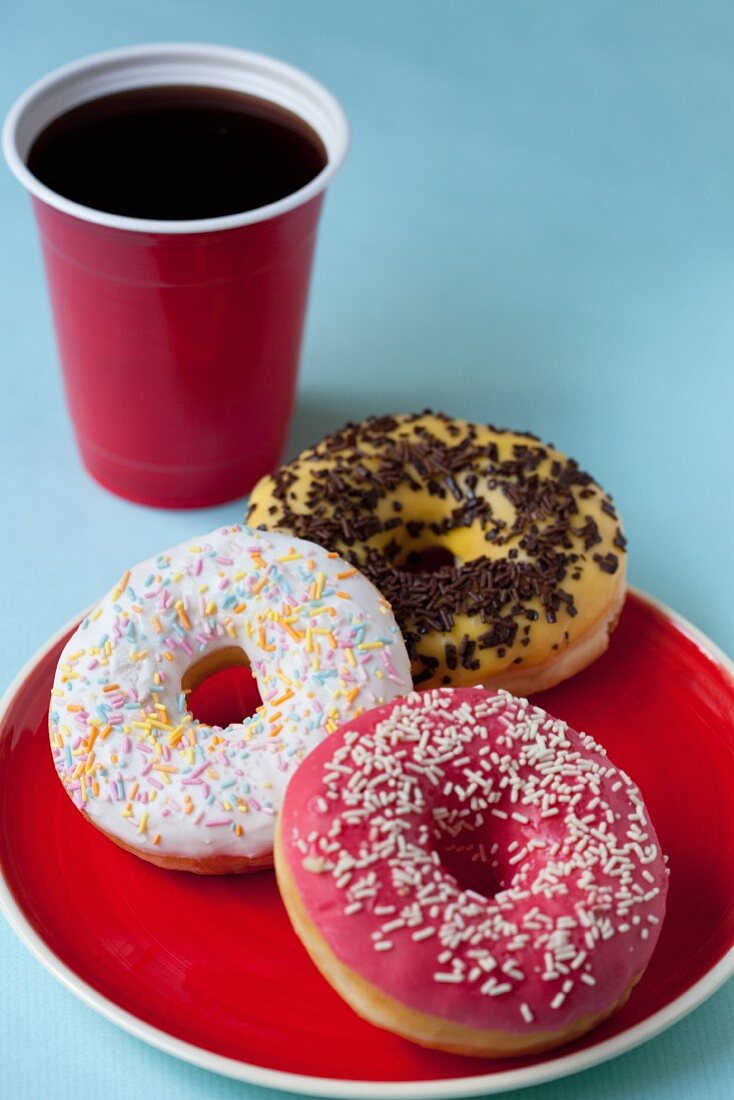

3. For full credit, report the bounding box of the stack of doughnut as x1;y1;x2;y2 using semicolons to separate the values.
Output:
49;413;667;1058
247;412;627;695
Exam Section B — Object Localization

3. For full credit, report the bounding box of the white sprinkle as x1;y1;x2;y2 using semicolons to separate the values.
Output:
301;856;327;873
503;964;525;981
481;978;512;996
520;1003;534;1023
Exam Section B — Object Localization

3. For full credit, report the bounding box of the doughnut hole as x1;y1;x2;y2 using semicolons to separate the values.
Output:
432;814;546;900
437;836;503;898
183;646;262;728
401;544;456;574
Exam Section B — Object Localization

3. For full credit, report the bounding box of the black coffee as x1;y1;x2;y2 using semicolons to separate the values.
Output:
27;85;328;220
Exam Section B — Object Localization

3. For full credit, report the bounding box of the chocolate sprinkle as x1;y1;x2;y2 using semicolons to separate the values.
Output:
247;412;625;687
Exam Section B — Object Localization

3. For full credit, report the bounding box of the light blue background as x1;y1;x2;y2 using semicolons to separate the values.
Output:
1;2;733;1098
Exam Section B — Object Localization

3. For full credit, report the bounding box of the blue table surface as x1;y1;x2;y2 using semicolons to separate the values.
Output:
1;2;733;1098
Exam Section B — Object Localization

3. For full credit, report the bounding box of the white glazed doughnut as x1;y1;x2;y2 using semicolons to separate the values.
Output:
49;524;412;873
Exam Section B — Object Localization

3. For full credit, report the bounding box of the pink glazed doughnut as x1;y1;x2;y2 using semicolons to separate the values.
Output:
275;688;668;1056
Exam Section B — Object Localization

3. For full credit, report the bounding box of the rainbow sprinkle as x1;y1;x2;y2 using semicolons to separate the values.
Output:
49;525;412;864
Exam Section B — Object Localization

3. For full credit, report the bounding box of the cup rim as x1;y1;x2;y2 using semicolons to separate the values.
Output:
2;42;350;235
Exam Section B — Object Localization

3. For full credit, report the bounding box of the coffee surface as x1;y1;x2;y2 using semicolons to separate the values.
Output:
27;85;328;220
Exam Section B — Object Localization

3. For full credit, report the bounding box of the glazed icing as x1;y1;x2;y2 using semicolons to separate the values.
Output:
247;413;628;691
279;688;668;1034
49;524;412;862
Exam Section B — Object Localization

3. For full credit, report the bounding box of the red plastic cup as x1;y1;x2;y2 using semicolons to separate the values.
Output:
3;45;349;508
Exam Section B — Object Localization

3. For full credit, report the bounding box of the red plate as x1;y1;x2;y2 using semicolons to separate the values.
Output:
1;590;733;1097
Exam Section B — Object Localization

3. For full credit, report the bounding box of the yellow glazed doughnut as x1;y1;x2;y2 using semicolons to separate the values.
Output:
247;413;627;694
